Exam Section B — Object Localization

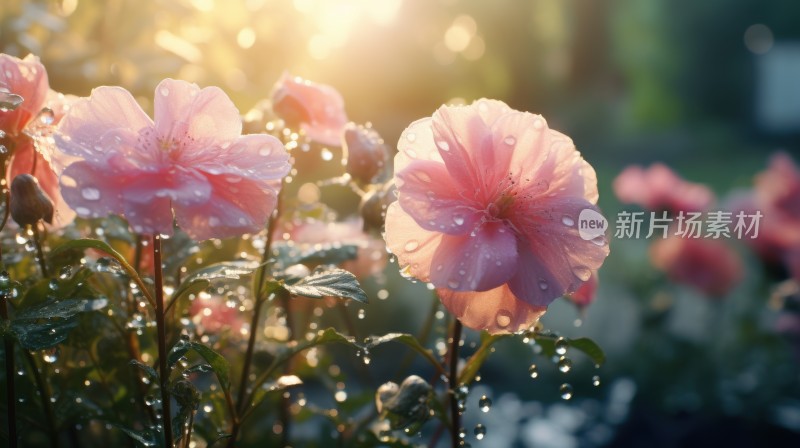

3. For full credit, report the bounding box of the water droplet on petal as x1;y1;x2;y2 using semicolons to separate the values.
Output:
559;383;573;400
495;310;512;328
159;86;170;97
503;136;516;146
538;280;549;291
436;140;450;151
448;280;460;289
572;266;592;282
562;216;575;227
453;214;465;226
404;240;419;252
406;132;417;142
81;187;101;201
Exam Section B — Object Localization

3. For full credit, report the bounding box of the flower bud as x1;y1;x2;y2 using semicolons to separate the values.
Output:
271;87;311;130
10;173;53;227
375;375;432;431
359;181;396;232
342;122;390;184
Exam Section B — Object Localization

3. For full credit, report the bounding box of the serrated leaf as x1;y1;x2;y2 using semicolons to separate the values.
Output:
363;333;443;375
15;298;108;320
130;360;158;383
12;318;79;350
284;268;368;303
271;242;359;270
181;261;257;282
168;341;231;392
535;334;606;366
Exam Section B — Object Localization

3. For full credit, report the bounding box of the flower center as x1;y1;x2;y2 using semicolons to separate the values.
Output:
487;193;515;220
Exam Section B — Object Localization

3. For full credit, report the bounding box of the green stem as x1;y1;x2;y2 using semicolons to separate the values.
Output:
22;351;58;448
152;234;173;447
1;290;17;448
448;320;463;448
31;225;48;278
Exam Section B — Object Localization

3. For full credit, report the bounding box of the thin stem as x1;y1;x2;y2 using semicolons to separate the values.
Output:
448;320;463;448
1;291;17;448
153;234;173;447
228;186;284;447
31;225;48;278
278;293;294;446
22;351;58;448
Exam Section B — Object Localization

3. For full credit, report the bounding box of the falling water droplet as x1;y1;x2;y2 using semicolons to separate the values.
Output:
557;356;572;373
479;395;492;412
559;383;573;400
42;347;59;363
474;424;486;440
592;375;601;387
529;364;539;379
357;309;366;320
555;337;568;355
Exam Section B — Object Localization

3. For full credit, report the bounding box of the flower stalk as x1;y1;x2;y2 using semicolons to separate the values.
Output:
153;234;173;447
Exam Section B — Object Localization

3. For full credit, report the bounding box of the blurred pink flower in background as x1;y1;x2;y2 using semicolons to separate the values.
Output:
649;235;743;297
54;78;291;240
284;217;386;279
190;294;247;336
342;122;390;184
271;72;347;147
613;163;714;214
0;53;76;227
726;153;800;268
384;99;609;334
565;271;599;309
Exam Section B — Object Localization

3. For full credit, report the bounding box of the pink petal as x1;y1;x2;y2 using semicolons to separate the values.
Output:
174;176;278;240
395;117;444;172
153;79;242;152
186;134;290;182
54;86;153;161
123;196;174;236
429;221;518;291
437;285;546;334
121;166;211;207
273;73;347;147
509;198;609;306
0;54;49;135
60;161;125;218
430;105;487;194
383;201;443;283
396;159;481;235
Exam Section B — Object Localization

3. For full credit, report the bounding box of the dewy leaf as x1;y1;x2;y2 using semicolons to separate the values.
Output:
50;239;155;307
284;268;368;303
247;375;303;415
11;298;109;350
14;298;108;321
534;334;606;366
271;242;359;270
110;423;159;447
458;333;512;385
364;333;444;375
168;340;231;392
130;360;158;384
168;262;256;312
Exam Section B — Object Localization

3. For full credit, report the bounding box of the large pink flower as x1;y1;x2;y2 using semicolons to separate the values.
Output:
384;99;609;334
54;78;291;240
271;72;347;147
613;163;714;214
0;54;75;228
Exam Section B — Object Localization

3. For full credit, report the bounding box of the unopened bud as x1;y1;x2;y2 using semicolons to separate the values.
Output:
342;122;390;184
10;174;53;227
375;375;432;430
360;181;396;232
271;88;311;130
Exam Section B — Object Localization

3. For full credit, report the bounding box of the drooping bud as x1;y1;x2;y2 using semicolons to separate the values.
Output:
342;122;390;184
359;181;396;232
10;173;53;226
375;375;433;433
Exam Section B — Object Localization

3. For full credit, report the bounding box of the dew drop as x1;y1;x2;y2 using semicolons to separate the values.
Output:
555;337;568;355
357;309;366;320
404;240;420;252
557;356;572;373
453;214;465;226
0;271;9;285
479;395;492;412
562;216;575;227
572;266;592;282
159;86;170;97
48;280;58;291
42;347;59;363
495;310;512;328
592;375;601;387
538;280;549;291
559;383;573;400
474;424;486;440
58;266;72;280
406;132;417;142
503;136;516;146
436;140;450;151
320;148;334;161
81;187;101;201
38;108;55;125
529;364;539;379
448;280;460;289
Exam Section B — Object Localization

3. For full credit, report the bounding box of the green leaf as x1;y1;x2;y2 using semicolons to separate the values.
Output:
284;268;368;303
171;379;200;443
110;423;160;447
168;262;256;312
535;334;606;366
363;333;444;375
50;238;154;307
168;341;231;392
246;374;303;414
458;333;512;385
271;242;359;270
12;318;79;350
15;298;108;320
130;360;158;384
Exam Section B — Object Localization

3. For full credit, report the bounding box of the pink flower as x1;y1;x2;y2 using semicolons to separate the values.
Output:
649;235;742;297
285;217;387;279
384;99;609;334
0;54;75;227
613;163;714;214
190;294;247;336
271;72;347;146
54;78;291;240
